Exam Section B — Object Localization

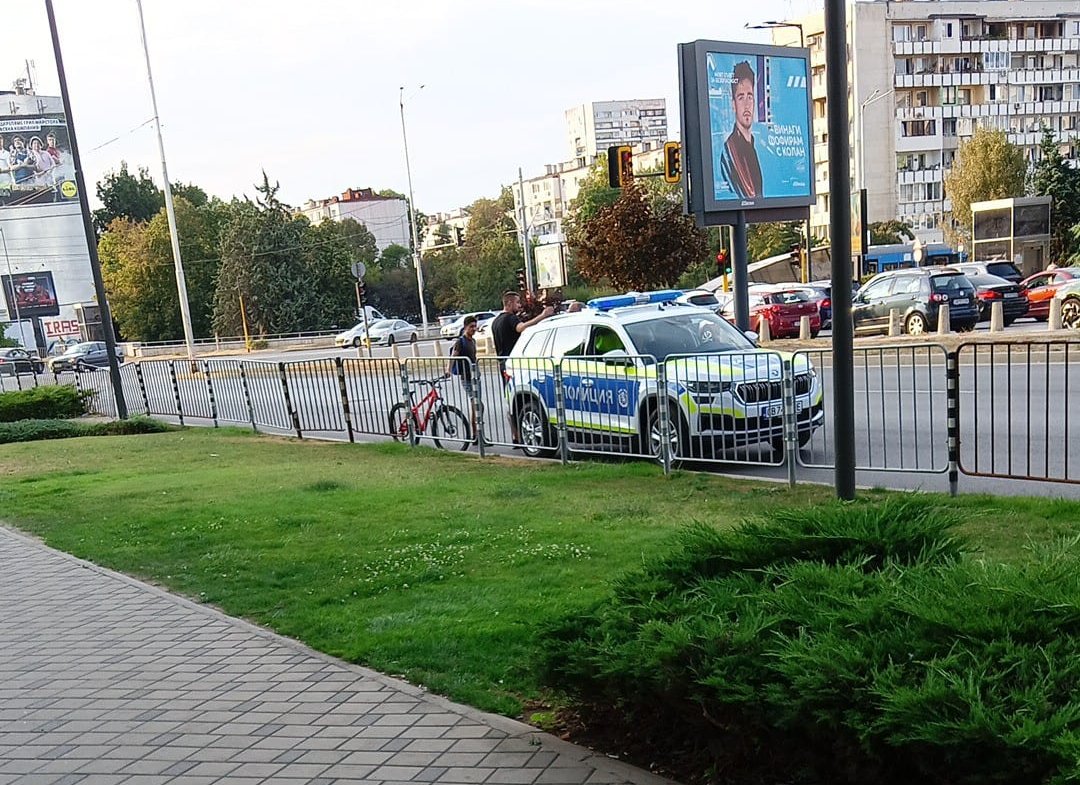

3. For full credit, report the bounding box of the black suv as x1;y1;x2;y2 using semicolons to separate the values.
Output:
852;267;979;336
949;260;1023;284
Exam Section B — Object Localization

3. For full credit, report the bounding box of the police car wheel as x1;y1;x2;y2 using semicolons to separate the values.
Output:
516;400;555;457
646;406;687;462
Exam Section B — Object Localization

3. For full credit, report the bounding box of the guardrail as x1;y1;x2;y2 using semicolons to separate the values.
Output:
4;341;1078;493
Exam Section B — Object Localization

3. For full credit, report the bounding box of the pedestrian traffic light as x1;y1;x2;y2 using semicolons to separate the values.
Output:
454;226;464;246
663;141;681;183
716;249;732;276
607;144;634;188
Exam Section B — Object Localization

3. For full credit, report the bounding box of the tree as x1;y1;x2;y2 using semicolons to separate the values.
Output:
869;220;915;245
98;197;226;341
570;182;708;290
379;243;411;270
1028;127;1080;261
747;222;805;262
943;127;1026;247
93;163;162;234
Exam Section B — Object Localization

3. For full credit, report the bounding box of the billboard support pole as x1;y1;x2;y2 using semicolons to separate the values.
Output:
518;167;535;294
135;0;197;374
731;211;749;332
0;228;28;349
44;0;127;419
825;0;855;499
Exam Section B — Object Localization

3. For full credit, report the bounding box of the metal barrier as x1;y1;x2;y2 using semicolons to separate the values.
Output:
476;356;534;452
341;357;405;440
204;360;255;428
242;361;294;433
282;358;345;435
957;341;1079;484
795;344;949;474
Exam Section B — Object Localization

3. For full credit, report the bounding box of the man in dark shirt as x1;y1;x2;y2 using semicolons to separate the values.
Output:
491;290;553;443
718;60;764;200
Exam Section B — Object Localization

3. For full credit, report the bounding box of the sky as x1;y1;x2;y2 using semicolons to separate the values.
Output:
8;0;820;216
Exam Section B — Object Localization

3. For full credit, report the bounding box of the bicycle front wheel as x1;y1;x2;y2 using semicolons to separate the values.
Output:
432;405;471;451
388;403;420;445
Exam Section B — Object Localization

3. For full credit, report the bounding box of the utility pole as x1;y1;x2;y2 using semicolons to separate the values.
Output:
45;0;127;418
399;86;429;331
517;168;535;293
0;228;28;349
825;0;856;499
135;0;197;372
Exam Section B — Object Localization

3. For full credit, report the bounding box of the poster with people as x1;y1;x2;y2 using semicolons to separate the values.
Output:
2;271;61;318
706;51;812;208
0;114;78;207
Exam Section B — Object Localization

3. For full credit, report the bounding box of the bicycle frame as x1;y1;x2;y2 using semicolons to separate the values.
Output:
396;382;442;438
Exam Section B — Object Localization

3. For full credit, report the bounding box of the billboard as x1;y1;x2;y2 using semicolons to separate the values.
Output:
2;271;61;318
679;40;814;226
534;243;566;289
0;114;78;208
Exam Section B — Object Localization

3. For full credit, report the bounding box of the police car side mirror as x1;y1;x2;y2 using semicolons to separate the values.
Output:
743;330;759;346
602;349;633;366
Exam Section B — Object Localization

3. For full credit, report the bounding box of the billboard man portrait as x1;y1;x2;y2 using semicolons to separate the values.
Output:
718;60;763;200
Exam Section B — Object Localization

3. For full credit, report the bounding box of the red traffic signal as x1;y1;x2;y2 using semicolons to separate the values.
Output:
716;250;732;275
607;144;634;188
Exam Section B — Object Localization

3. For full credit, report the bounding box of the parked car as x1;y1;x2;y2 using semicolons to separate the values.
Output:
335;319;418;348
676;289;723;314
440;311;496;339
1055;279;1080;329
965;273;1028;325
1019;267;1080;321
768;282;832;328
45;341;123;373
718;286;822;339
852;267;979;336
949;260;1024;284
0;347;44;376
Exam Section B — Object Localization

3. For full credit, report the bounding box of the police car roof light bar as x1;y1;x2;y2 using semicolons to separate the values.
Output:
587;290;683;311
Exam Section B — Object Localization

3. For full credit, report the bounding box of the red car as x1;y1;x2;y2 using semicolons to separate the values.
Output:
719;287;822;338
1019;267;1080;320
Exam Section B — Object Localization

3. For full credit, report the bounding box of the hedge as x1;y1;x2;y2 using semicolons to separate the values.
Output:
540;498;1080;785
0;385;90;422
0;417;174;444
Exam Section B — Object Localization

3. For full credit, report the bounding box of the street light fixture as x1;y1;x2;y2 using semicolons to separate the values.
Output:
744;20;805;47
858;88;894;202
399;85;430;331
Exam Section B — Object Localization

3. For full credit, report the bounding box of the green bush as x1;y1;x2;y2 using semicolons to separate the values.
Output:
0;416;173;444
540;498;1080;785
0;384;90;422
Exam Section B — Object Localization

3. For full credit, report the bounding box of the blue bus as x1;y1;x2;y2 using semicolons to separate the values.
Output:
863;243;966;275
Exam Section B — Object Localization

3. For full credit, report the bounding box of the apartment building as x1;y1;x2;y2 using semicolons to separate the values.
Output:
296;188;410;252
565;99;667;165
768;0;1080;245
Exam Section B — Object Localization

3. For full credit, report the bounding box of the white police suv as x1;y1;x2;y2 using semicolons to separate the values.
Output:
504;290;823;461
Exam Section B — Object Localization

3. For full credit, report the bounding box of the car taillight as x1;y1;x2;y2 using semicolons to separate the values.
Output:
769;304;782;314
821;298;831;309
929;293;948;303
978;290;999;300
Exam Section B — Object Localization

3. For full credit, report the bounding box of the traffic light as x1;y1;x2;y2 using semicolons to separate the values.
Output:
357;281;367;306
517;268;527;292
454;226;464;246
663;141;682;183
716;249;732;276
607;144;634;188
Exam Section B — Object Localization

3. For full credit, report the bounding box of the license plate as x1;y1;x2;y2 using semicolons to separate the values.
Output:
953;298;969;305
761;401;805;418
1004;292;1018;299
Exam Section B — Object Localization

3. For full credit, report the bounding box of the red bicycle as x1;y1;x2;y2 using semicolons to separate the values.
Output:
388;377;471;450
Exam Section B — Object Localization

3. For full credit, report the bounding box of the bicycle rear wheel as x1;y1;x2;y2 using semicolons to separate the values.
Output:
388;403;420;445
432;405;471;450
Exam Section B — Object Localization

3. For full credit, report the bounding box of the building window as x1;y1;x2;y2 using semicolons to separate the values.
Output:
945;23;954;38
943;118;958;137
902;120;936;137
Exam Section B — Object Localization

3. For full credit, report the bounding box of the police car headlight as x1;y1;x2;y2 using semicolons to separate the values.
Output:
686;380;732;394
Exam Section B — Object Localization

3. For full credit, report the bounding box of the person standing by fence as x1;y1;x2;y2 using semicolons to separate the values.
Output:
446;315;486;446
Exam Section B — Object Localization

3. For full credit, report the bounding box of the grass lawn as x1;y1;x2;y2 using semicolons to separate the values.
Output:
1;427;1078;717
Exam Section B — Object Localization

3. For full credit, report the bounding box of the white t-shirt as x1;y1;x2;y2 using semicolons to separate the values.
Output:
0;150;12;186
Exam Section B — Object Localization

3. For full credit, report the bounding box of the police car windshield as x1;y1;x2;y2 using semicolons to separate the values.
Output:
624;312;752;361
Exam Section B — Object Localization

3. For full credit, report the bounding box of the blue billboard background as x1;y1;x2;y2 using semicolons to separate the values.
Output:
707;51;811;207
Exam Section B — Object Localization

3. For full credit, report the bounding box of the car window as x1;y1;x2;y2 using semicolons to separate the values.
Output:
1026;275;1050;288
892;276;923;295
1055;272;1075;284
517;328;550;357
588;327;626;355
930;274;973;293
766;290;809;304
549;324;589;359
686;294;719;308
986;263;1018;278
859;277;895;299
623;313;752;362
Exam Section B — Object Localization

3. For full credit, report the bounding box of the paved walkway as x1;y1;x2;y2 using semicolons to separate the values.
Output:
0;527;675;785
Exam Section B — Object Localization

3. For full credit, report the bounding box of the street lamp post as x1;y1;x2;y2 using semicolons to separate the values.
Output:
745;20;813;281
399;86;429;332
858;89;893;198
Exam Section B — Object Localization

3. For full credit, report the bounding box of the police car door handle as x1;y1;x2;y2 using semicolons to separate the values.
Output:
580;378;594;387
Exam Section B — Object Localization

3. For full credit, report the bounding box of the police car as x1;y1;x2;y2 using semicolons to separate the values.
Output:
504;290;824;460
